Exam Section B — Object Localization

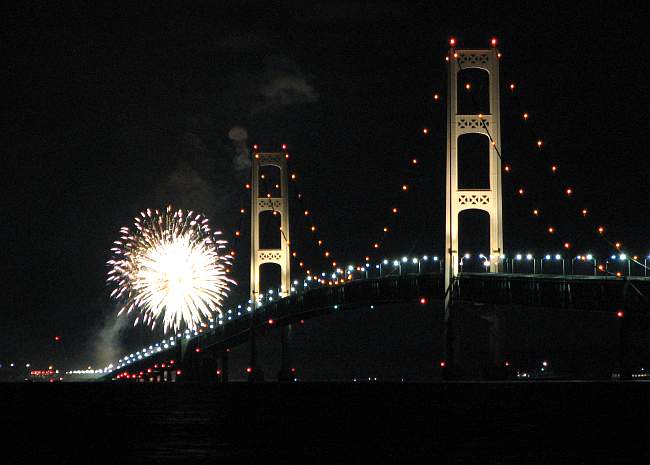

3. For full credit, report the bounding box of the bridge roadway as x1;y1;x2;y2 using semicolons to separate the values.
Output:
102;272;649;381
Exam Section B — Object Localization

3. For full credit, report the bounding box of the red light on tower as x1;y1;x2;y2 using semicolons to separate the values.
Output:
281;144;287;150
54;336;61;342
616;311;624;318
449;37;456;47
195;347;201;353
419;297;428;305
491;37;497;47
440;361;446;368
246;367;253;374
268;319;274;325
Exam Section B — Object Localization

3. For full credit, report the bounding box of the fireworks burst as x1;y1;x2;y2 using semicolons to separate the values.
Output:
107;206;235;333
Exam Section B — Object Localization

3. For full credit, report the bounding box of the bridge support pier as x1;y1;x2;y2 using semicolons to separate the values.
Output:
277;324;293;382
442;301;460;380
219;350;229;383
481;306;508;380
248;322;264;383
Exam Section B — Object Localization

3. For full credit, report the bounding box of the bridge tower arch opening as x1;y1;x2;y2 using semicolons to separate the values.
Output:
445;47;504;292
458;209;491;272
250;152;291;306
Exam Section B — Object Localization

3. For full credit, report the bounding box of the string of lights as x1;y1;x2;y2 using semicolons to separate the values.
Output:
504;74;646;272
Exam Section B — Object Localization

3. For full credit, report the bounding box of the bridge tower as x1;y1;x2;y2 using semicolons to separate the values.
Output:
250;151;291;304
445;47;504;293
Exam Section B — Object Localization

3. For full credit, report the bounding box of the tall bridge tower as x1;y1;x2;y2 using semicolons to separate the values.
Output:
250;151;291;304
445;47;504;293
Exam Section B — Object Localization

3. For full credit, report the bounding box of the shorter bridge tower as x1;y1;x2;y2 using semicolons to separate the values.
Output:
250;151;291;305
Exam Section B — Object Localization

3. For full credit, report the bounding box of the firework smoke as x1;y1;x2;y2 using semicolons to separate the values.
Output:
228;126;251;172
107;206;235;333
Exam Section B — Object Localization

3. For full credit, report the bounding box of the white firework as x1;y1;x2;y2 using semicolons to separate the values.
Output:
107;206;235;333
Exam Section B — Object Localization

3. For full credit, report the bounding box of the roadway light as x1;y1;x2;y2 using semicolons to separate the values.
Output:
555;254;561;260
402;257;408;263
383;259;388;265
423;255;429;260
586;254;593;260
412;258;418;264
619;254;627;261
516;254;522;260
393;260;399;267
526;254;533;260
433;256;439;261
464;253;470;259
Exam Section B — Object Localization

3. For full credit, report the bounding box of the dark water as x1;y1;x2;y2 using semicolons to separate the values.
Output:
3;382;649;463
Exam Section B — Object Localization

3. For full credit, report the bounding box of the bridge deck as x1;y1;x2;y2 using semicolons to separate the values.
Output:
102;273;649;378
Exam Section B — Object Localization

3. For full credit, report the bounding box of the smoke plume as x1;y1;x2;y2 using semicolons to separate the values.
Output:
228;126;251;172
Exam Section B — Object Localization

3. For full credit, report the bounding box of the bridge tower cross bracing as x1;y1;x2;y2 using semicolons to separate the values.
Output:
445;47;504;293
250;152;291;305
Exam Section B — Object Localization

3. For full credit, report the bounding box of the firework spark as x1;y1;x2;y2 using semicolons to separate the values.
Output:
107;206;235;333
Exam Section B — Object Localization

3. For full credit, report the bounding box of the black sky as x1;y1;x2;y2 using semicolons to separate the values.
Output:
4;2;649;368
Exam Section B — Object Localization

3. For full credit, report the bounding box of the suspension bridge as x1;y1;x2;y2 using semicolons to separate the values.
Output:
83;40;649;383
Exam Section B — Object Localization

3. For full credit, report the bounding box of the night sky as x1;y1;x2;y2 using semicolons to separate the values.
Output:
4;2;649;368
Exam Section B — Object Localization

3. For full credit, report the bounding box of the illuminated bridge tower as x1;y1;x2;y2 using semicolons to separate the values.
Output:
445;47;504;294
250;151;291;304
